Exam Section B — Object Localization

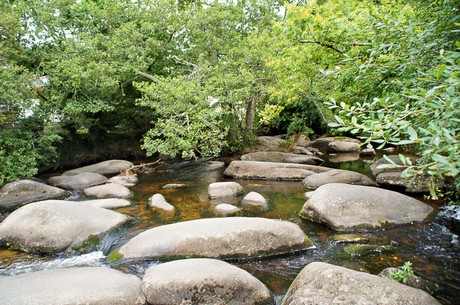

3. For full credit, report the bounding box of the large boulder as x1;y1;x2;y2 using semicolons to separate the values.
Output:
142;258;273;305
241;152;323;165
224;161;330;181
84;183;132;199
115;217;312;261
0;180;67;211
246;136;286;152
208;182;244;199
0;267;145;305
309;136;361;152
299;183;433;231
328;141;360;153
48;172;107;190
63;159;133;176
0;200;128;253
302;169;376;189
281;262;441;305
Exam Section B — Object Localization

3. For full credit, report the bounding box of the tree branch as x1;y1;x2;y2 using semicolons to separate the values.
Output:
299;39;345;54
135;71;158;82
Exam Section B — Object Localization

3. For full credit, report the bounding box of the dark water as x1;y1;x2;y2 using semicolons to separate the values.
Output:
1;157;459;304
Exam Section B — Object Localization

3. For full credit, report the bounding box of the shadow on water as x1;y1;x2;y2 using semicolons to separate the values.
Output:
1;158;459;304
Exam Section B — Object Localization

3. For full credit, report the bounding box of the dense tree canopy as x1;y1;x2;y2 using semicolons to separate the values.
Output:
1;0;458;200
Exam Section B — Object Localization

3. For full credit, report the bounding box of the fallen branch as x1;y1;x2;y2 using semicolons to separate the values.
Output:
121;160;162;176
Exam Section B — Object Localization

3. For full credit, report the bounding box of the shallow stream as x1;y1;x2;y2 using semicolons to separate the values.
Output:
1;157;459;304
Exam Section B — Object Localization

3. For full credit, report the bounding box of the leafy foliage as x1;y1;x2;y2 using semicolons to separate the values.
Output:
390;261;415;284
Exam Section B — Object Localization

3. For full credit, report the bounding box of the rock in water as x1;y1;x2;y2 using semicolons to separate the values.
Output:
242;191;269;210
300;183;433;231
0;267;145;305
281;262;441;305
115;217;312;260
84;183;132;198
149;193;175;212
214;203;241;216
0;180;67;211
142;259;273;305
241;152;323;165
63;159;133;176
208;182;244;199
223;160;330;181
79;198;131;209
48;172;107;190
302;169;376;189
0;200;128;253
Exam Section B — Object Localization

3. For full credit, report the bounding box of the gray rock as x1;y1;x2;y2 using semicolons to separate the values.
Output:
302;169;376;189
0;180;67;211
281;262;441;305
0;200;128;253
79;198;131;209
291;146;314;155
84;183;132;198
300;183;433;231
63;159;134;176
116;217;312;260
208;182;244;199
162;183;188;189
331;234;369;244
241;152;323;165
360;146;377;157
242;191;269;209
224;160;330;181
142;258;273;305
149;194;175;212
0;267;145;305
108;175;138;187
328;141;360;153
214;203;241;216
295;134;311;147
370;155;414;177
376;172;442;193
327;152;360;163
309;137;361;152
379;267;440;295
343;244;393;257
48;172;107;190
252;136;286;152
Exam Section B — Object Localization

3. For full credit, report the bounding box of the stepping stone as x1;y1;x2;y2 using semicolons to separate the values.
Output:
149;194;175;212
302;169;376;189
214;203;241;216
84;183;132;199
241;152;323;165
79;198;131;209
242;191;269;210
108;175;138;187
300;183;433;231
113;217;313;261
208;182;244;199
0;200;128;253
48;172;107;190
63;159;133;176
142;259;273;305
0;267;145;305
281;262;441;305
224;160;330;181
0;180;67;211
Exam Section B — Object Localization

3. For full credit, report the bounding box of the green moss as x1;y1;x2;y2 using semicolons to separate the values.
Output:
72;235;100;252
107;249;124;262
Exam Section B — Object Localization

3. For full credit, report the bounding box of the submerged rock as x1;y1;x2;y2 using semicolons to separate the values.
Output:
115;217;312;260
208;182;244;199
149;193;175;212
162;183;188;189
241;152;323;165
142;258;273;305
0;200;128;253
300;183;433;231
0;267;145;305
343;244;393;257
224;160;330;181
331;234;369;245
0;180;67;211
48;172;107;190
84;183;132;198
302;169;376;189
281;262;441;305
63;159;134;176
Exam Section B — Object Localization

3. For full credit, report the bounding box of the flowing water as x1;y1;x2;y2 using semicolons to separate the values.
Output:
1;157;459;304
